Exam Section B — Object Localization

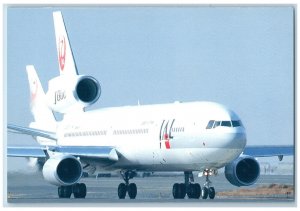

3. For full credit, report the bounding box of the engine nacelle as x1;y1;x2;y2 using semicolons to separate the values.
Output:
225;155;260;187
42;155;82;186
47;75;101;113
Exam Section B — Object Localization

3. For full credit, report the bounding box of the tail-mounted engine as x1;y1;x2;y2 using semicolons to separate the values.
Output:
46;75;101;113
224;155;260;187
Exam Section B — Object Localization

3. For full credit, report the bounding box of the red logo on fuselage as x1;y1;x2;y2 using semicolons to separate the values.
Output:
159;119;175;149
58;36;66;71
164;133;171;149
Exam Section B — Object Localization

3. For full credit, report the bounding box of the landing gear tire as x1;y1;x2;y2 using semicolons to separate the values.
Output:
118;183;127;199
173;183;186;199
73;183;87;198
173;172;202;199
172;183;179;199
58;183;87;199
58;186;72;198
128;183;137;199
187;183;201;199
118;171;138;199
118;183;137;199
201;186;209;199
179;183;186;199
194;183;201;199
186;184;193;199
208;187;215;199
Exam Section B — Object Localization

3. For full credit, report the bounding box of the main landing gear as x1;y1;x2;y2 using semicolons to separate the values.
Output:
118;170;137;199
172;170;216;200
173;171;201;199
58;183;87;198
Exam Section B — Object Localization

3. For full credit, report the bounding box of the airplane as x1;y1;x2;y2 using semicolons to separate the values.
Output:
7;11;294;200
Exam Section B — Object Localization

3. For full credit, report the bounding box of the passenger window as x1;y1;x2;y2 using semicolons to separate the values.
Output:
221;121;232;127
214;121;221;128
206;120;215;129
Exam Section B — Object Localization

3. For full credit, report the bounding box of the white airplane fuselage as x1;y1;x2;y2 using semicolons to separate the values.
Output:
48;101;246;172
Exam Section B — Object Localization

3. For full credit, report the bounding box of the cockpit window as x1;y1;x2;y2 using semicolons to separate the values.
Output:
232;120;241;127
213;121;221;128
206;120;243;129
221;121;232;127
206;120;215;129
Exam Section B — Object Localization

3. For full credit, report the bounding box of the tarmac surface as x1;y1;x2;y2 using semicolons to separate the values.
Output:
6;172;295;206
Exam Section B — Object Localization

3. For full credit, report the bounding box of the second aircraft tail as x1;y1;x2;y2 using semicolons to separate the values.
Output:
26;65;56;125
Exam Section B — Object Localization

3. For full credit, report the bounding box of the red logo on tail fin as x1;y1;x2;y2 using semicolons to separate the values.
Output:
58;36;66;71
31;79;38;101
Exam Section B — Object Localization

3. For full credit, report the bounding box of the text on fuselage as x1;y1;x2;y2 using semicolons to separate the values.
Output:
54;90;66;104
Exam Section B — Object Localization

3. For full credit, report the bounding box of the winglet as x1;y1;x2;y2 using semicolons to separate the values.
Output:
53;11;78;76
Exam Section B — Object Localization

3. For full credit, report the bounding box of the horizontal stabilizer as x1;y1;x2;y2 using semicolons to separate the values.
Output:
8;124;57;140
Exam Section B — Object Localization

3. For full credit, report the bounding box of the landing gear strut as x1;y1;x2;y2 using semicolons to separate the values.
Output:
118;170;137;199
172;171;201;199
58;183;87;198
201;169;215;199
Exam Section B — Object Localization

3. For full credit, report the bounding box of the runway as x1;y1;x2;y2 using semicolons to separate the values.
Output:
6;172;295;206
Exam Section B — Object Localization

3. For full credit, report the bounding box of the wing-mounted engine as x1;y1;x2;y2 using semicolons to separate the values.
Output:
224;155;260;187
46;75;101;113
42;155;83;186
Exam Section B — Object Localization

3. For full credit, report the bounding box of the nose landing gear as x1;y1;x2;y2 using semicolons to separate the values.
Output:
201;169;216;200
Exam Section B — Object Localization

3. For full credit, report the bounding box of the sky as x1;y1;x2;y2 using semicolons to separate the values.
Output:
5;6;294;171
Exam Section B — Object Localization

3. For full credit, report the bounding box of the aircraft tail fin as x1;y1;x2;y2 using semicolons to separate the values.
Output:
53;11;78;76
26;65;56;125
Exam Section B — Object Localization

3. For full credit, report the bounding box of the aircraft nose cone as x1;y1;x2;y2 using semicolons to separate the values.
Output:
224;128;247;149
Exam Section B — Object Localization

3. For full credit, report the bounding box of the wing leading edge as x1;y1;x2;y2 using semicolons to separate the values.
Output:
243;145;294;161
7;146;119;162
7;146;47;158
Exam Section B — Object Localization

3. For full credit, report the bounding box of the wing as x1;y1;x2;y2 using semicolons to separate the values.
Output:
7;145;119;161
243;145;294;161
7;124;119;162
7;146;47;158
8;124;57;140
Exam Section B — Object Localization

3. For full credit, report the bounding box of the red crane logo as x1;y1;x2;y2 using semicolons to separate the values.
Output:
58;36;66;71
